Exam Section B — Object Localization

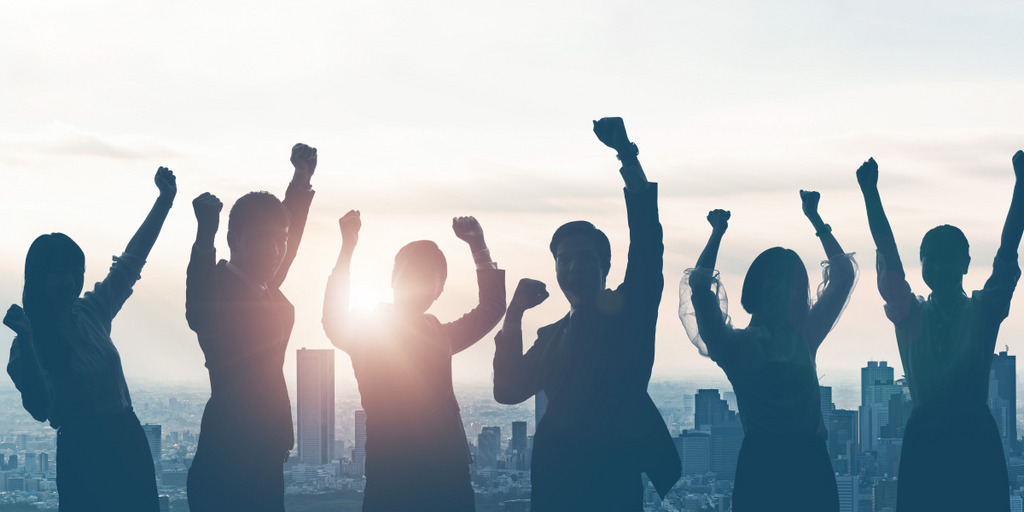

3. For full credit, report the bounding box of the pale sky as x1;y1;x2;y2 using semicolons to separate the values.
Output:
2;1;1024;408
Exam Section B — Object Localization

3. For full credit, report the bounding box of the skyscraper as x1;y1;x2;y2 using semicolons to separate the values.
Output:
836;474;859;512
828;409;859;475
675;430;711;476
510;421;527;470
860;361;901;452
535;391;548;429
990;349;1017;454
353;410;367;476
477;426;501;469
142;424;162;475
695;389;730;431
297;348;335;465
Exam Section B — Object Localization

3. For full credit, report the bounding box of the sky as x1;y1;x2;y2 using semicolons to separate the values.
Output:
2;1;1024;409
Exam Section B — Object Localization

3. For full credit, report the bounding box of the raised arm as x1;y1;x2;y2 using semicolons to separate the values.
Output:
593;117;662;302
185;192;223;332
4;306;52;422
493;278;548;404
444;217;506;354
981;151;1024;314
799;190;856;353
684;210;736;361
270;143;317;290
124;167;176;260
997;151;1024;258
322;210;360;352
857;158;914;323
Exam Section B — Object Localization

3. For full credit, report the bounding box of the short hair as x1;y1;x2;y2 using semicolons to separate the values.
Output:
549;221;612;275
741;247;810;324
227;191;290;242
393;240;448;286
23;232;85;320
920;224;969;265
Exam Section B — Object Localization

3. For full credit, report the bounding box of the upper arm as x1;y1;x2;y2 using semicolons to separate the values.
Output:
802;253;858;353
982;249;1021;322
322;271;355;353
876;250;915;324
185;246;220;332
444;269;507;354
82;253;145;328
271;182;315;289
492;328;544;404
620;184;664;303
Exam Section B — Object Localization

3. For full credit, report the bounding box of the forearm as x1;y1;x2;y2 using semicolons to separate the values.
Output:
13;338;52;421
322;270;353;348
696;232;724;271
806;212;844;258
618;149;650;192
124;196;173;259
861;187;904;272
492;315;530;404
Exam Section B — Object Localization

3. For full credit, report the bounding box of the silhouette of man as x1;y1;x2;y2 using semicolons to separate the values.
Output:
493;118;681;511
185;143;317;512
323;211;506;511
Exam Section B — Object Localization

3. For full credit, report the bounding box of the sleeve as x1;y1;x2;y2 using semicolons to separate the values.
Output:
443;269;507;355
7;336;54;423
981;248;1021;322
80;252;145;331
619;183;664;308
270;180;316;290
185;244;220;333
492;327;544;405
679;267;735;361
802;253;859;353
876;250;916;324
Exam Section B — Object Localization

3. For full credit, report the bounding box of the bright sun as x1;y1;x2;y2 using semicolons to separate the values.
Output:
349;280;388;313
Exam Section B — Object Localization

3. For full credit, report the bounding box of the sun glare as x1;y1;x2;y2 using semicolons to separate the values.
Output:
349;280;388;313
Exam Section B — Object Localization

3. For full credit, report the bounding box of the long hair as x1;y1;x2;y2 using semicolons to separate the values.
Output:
741;247;810;326
22;233;84;370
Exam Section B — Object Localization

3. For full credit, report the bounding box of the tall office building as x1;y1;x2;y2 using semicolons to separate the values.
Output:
353;410;367;476
836;474;859;512
695;389;730;432
990;349;1017;454
675;430;711;476
142;424;162;475
38;453;48;473
510;421;528;470
297;348;336;465
860;361;902;452
477;426;501;469
829;409;859;475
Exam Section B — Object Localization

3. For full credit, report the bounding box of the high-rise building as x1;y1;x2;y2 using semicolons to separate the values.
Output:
510;421;528;470
297;348;336;465
477;427;501;469
860;361;902;452
695;389;730;432
675;430;711;476
990;349;1017;454
142;424;162;475
38;453;48;473
353;410;367;476
872;479;898;512
710;418;744;480
828;409;858;475
836;474;859;512
23;453;36;474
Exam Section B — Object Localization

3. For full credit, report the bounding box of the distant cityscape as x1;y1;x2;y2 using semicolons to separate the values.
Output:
0;349;1022;511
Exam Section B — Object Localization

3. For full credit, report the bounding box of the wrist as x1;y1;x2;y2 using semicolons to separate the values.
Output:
504;308;525;323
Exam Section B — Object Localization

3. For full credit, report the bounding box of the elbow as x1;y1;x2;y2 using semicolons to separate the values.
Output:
493;384;524;405
23;399;48;423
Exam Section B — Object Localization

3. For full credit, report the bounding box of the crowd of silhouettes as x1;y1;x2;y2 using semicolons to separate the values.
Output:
3;119;1023;512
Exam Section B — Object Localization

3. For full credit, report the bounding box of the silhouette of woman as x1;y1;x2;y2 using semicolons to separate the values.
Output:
680;191;857;512
856;153;1024;512
4;167;176;512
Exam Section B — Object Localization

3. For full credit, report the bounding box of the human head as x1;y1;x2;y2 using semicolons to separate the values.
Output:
23;233;85;320
227;191;290;286
919;224;970;294
741;247;810;325
549;221;611;307
391;240;447;315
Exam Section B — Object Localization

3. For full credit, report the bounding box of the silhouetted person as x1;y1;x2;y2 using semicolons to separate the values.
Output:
493;118;680;511
679;191;856;512
322;211;505;512
185;144;317;512
857;153;1024;512
4;167;176;512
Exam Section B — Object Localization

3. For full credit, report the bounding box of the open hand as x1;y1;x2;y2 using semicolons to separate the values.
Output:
291;143;318;177
155;166;177;202
192;192;223;232
593;117;632;152
800;190;820;218
856;158;878;190
707;209;730;233
453;216;485;248
510;278;549;312
3;305;32;337
339;210;361;243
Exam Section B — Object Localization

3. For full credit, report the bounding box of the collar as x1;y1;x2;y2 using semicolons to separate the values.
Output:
225;261;269;296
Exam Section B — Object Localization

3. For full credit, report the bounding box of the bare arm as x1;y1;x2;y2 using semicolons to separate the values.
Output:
688;210;735;360
185;193;223;332
270;143;317;290
323;210;360;352
493;279;547;404
857;158;915;324
445;217;507;354
800;191;856;353
123;167;176;260
997;151;1024;257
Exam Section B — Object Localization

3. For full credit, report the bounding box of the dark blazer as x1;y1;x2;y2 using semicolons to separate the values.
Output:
493;183;681;510
185;180;314;512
